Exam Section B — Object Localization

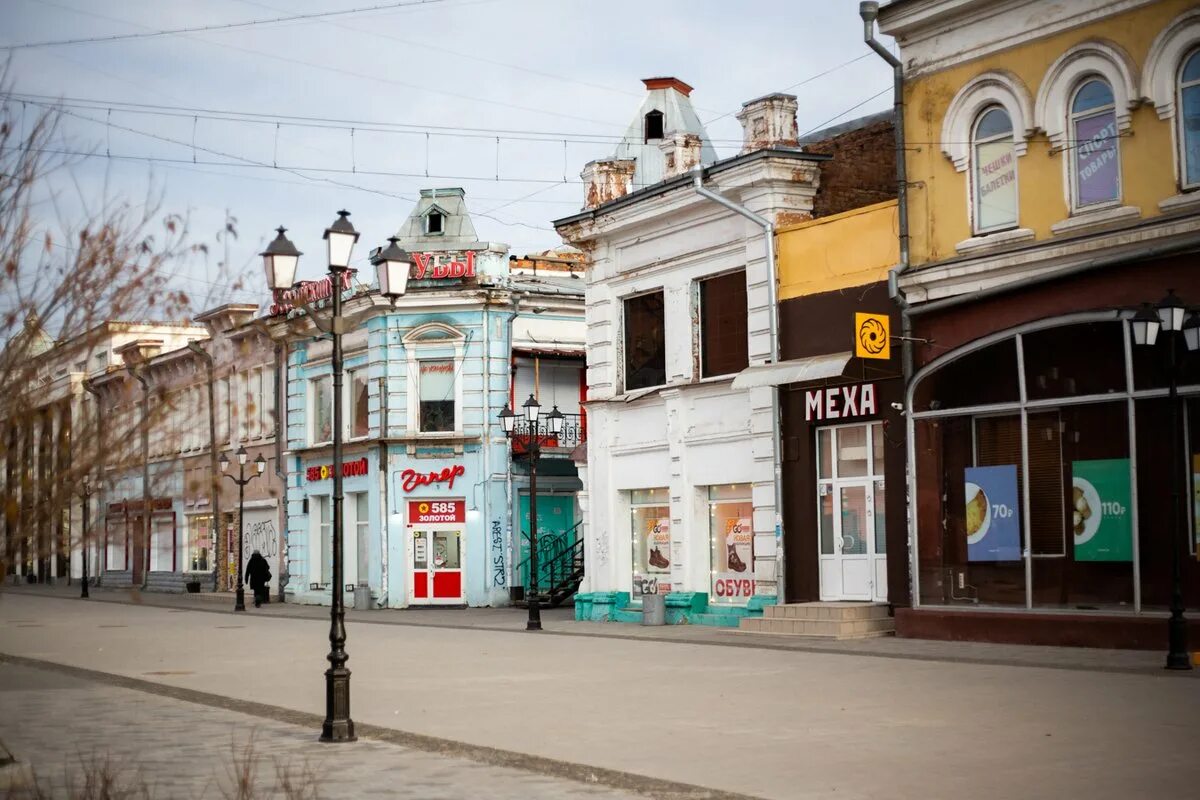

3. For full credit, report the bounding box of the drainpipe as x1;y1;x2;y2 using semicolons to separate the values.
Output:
505;293;521;591
481;290;493;602
692;168;787;603
273;340;287;602
861;1;913;385
187;341;222;593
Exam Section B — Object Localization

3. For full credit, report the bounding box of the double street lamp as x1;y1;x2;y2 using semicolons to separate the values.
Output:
261;211;412;743
1130;290;1199;670
220;445;266;612
499;395;564;631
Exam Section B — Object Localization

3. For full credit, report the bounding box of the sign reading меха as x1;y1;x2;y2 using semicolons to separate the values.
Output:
805;383;877;422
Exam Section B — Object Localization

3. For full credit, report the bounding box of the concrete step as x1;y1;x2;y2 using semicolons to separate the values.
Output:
740;613;895;640
764;601;891;622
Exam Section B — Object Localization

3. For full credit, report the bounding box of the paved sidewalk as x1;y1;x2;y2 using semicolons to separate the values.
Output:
2;582;1190;676
0;661;647;800
2;592;1197;800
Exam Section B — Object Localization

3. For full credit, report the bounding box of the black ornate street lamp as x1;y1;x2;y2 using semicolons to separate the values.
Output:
261;212;409;743
220;446;266;613
79;475;92;599
1130;289;1197;671
499;396;564;631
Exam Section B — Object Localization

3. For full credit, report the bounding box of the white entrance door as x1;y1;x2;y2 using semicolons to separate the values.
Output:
817;423;888;602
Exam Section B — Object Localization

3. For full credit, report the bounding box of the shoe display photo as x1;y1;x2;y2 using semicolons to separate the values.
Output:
648;546;670;570
727;543;747;573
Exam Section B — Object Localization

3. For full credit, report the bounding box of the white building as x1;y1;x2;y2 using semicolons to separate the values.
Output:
555;81;821;624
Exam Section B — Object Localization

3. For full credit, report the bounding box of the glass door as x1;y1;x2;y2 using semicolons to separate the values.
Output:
817;423;888;602
410;528;464;604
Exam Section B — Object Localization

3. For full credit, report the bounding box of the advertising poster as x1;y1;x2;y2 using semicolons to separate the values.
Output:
712;516;755;601
964;465;1020;561
975;140;1017;230
1074;114;1120;206
632;513;669;597
1072;459;1132;562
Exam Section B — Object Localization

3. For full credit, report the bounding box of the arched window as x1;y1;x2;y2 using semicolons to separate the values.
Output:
972;106;1018;233
1070;78;1121;208
1181;48;1200;188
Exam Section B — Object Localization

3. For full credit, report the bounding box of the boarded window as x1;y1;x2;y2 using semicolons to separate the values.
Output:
624;292;665;391
699;270;748;378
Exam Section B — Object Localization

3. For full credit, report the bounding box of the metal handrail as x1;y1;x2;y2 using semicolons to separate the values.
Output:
516;519;584;594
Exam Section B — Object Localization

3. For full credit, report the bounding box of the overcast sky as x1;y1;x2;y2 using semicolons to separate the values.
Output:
3;0;895;313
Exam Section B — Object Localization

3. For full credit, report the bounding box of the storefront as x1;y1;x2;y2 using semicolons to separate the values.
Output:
899;257;1200;647
406;497;466;604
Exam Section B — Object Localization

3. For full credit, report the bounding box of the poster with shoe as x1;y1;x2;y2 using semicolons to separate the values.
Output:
631;508;670;597
712;516;755;601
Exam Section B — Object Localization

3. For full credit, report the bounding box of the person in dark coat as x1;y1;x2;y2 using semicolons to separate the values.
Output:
245;550;272;608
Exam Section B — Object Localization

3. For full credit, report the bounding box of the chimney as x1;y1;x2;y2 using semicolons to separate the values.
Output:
736;93;799;153
658;131;704;179
581;158;637;210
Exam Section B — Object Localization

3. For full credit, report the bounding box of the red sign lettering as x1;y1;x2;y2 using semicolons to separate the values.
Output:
411;251;476;281
713;578;756;598
306;458;370;482
270;270;354;316
401;464;465;492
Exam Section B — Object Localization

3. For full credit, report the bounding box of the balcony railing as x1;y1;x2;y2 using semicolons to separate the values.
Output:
510;412;585;453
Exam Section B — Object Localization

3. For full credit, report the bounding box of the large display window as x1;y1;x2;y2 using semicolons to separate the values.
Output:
709;484;753;604
630;488;669;598
909;315;1197;613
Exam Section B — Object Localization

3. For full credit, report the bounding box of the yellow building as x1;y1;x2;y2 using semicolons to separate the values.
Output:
872;0;1200;653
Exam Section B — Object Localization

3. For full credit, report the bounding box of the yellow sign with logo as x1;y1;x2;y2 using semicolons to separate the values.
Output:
855;312;890;360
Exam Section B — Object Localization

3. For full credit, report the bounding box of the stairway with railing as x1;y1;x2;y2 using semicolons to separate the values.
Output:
514;519;585;608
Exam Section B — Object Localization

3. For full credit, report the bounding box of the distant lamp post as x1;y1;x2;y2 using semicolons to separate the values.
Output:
1129;289;1197;670
499;396;564;631
221;446;265;613
262;211;406;744
79;476;92;599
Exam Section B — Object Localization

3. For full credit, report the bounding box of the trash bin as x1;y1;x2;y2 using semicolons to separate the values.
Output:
642;593;666;626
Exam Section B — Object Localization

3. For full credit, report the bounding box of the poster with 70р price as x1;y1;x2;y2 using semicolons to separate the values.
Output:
964;465;1021;562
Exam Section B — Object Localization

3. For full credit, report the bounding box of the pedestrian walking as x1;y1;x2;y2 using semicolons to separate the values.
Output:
245;550;272;608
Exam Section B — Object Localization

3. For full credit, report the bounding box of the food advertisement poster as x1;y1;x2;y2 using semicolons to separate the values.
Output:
712;516;755;601
1072;459;1132;562
964;465;1020;561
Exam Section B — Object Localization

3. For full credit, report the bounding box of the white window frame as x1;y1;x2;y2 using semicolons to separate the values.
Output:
970;106;1019;236
403;323;466;436
1067;77;1122;213
310;495;331;588
347;367;371;441
309;374;333;447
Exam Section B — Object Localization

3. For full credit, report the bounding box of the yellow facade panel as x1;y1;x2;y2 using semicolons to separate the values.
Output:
777;200;899;301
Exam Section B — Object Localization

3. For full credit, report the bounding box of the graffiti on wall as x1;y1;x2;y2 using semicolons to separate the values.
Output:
491;519;505;588
245;517;279;561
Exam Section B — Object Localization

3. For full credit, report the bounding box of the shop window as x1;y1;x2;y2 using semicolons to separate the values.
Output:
1023;322;1126;401
418;359;455;432
187;515;211;572
913;338;1020;412
644;109;664;142
709;484;754;604
630;488;670;598
971;106;1018;233
350;369;369;439
698;270;748;378
1181;49;1200;189
1138;396;1194;611
1069;79;1120;209
346;492;366;588
150;516;173;572
311;496;331;587
310;375;333;445
106;517;125;572
623;291;666;391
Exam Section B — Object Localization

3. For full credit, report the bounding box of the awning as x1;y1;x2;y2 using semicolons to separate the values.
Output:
731;352;853;390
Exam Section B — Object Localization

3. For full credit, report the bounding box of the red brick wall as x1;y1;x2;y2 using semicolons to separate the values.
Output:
806;120;897;218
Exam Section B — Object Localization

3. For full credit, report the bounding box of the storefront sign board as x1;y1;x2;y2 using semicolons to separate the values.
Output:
408;499;465;525
401;464;466;492
854;313;890;361
306;458;369;482
805;383;877;422
964;465;1020;561
1072;459;1131;562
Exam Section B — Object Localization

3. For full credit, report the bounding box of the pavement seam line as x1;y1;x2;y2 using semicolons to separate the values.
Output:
0;653;765;800
4;588;1189;679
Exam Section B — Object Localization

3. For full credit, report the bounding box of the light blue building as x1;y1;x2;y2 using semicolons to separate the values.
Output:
270;189;586;609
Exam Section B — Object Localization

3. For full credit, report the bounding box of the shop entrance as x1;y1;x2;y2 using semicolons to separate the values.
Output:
407;499;465;605
817;422;887;602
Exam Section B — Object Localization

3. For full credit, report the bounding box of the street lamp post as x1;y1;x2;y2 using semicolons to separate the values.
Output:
499;396;564;631
261;213;411;743
1129;289;1198;671
79;476;92;599
220;446;266;613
